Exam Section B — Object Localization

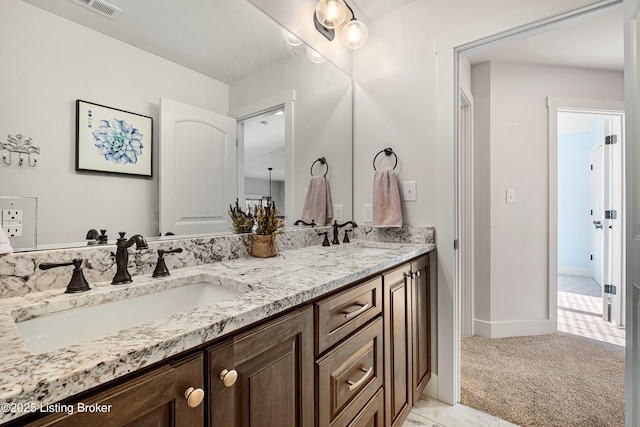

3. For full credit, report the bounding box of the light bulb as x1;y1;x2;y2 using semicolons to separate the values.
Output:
306;46;326;64
339;19;368;49
315;0;347;29
280;28;302;47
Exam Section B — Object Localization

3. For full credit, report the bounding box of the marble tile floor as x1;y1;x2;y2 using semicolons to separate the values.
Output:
557;274;625;347
403;397;520;427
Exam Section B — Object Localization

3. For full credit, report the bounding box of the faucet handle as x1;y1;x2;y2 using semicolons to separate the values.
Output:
153;248;184;278
343;229;352;244
317;232;330;247
39;259;91;293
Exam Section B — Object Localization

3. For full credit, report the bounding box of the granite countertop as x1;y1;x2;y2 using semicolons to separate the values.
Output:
0;240;434;424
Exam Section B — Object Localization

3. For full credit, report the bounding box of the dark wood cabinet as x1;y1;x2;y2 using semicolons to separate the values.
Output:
18;252;431;427
207;306;314;427
25;354;204;427
382;263;413;427
411;255;431;401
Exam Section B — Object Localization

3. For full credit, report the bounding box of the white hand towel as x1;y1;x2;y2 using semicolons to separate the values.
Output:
372;170;402;228
0;228;13;257
301;176;333;226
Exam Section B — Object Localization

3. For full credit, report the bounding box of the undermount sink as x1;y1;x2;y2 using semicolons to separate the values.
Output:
334;243;392;255
16;279;246;355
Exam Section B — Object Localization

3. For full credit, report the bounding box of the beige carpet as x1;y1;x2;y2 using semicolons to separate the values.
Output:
461;334;624;427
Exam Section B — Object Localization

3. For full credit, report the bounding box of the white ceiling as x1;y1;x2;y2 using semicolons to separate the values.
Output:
466;4;624;71
21;0;295;84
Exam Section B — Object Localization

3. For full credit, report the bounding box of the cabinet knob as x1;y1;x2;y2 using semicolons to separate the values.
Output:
220;369;238;387
184;387;205;408
415;270;421;278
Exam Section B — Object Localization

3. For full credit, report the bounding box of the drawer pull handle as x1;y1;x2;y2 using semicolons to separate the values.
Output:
343;303;370;319
220;369;238;387
347;367;373;391
184;387;205;408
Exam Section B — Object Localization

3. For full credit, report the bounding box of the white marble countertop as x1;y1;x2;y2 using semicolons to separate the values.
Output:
0;240;433;424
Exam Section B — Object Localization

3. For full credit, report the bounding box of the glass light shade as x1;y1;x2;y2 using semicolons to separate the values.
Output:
315;0;347;29
280;28;302;47
305;46;326;64
339;19;368;49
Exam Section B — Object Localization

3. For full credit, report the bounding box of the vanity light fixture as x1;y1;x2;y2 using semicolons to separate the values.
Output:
280;28;303;47
306;46;326;64
314;0;368;49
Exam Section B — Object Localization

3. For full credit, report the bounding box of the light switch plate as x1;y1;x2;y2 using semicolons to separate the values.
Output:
363;204;373;223
403;181;417;201
334;204;344;222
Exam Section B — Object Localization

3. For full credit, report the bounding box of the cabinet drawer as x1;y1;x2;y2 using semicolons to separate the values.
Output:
317;317;383;427
333;388;383;427
315;276;382;354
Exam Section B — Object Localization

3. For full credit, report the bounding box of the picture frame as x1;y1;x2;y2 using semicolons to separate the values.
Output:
76;100;153;177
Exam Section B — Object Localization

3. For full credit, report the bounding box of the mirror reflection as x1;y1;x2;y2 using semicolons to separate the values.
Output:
0;0;352;251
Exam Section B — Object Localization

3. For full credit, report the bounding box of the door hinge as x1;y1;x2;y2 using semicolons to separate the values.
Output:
605;135;618;145
590;209;593;216
590;254;593;261
604;284;617;295
454;239;459;250
605;210;617;219
590;164;593;171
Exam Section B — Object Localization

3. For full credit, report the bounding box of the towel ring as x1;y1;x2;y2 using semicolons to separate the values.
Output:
373;148;397;171
311;157;328;177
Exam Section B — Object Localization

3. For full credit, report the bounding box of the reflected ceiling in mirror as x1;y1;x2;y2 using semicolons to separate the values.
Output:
1;0;352;251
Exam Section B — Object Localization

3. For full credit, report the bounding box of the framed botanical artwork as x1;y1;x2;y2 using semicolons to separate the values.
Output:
76;100;153;177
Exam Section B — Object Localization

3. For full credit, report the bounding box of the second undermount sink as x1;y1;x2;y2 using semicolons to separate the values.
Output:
334;242;392;255
16;278;246;355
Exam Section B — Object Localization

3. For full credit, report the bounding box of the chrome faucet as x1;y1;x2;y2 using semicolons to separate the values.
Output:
112;232;148;285
332;220;358;245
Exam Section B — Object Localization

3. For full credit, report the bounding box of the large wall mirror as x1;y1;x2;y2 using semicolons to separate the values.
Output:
0;0;352;251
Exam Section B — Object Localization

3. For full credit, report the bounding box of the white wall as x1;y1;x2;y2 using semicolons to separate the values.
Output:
0;0;228;245
471;62;623;336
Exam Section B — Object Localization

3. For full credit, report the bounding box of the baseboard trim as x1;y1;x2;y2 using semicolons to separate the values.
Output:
558;266;590;277
473;319;552;338
423;373;438;399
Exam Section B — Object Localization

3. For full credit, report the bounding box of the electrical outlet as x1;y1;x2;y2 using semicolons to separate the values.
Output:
506;188;516;204
363;204;373;223
2;209;23;222
4;225;23;237
334;204;344;222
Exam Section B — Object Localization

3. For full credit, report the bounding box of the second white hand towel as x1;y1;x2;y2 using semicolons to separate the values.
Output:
301;176;333;226
372;169;402;227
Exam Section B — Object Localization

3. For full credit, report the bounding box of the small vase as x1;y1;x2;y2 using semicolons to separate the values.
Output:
251;233;278;258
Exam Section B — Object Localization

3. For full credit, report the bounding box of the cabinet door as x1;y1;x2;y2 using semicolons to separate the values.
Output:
208;307;314;427
382;264;412;427
26;354;204;427
411;254;431;401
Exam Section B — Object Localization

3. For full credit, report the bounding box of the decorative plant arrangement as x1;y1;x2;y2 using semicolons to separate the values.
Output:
251;201;284;258
254;202;284;236
228;199;284;258
228;199;255;234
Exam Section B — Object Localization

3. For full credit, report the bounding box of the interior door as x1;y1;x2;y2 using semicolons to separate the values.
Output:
159;97;237;235
591;142;605;287
604;116;624;326
624;0;640;424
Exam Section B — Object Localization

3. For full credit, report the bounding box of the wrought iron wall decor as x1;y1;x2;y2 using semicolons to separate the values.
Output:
1;134;40;167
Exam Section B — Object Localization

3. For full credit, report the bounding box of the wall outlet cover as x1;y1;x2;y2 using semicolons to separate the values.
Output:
363;204;373;223
403;181;417;201
334;204;344;222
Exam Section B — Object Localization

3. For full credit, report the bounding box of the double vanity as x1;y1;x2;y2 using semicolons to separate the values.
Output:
0;228;434;426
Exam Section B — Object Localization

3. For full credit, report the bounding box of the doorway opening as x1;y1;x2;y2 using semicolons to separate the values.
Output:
555;107;625;347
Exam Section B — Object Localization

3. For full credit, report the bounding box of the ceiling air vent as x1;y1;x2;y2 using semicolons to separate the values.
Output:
72;0;123;19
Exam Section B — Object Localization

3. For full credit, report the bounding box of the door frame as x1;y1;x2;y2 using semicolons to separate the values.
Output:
547;98;625;330
435;0;623;406
460;88;475;338
230;90;295;226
